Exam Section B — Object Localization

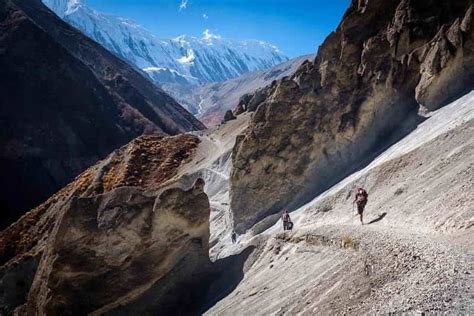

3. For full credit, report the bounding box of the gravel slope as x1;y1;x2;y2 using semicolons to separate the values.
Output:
177;113;252;260
206;225;472;315
204;91;474;314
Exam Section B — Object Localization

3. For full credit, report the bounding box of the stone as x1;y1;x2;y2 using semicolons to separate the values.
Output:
222;110;237;123
0;134;212;315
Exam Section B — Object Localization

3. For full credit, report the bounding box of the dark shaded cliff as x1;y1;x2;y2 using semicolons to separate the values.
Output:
0;0;204;228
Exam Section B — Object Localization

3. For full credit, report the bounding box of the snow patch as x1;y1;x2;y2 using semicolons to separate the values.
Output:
143;67;199;81
42;0;289;90
177;49;196;65
203;29;221;41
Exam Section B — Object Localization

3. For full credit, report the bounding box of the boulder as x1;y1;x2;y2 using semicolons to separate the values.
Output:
0;134;214;315
222;110;237;123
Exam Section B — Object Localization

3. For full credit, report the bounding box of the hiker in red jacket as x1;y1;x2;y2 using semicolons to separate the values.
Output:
353;187;368;225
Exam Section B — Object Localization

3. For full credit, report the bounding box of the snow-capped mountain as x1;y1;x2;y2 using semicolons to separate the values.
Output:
42;0;289;85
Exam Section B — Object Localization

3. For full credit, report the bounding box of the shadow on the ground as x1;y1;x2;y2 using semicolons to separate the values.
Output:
368;212;387;225
198;245;256;314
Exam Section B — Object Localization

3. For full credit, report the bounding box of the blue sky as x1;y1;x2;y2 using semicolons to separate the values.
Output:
86;0;350;58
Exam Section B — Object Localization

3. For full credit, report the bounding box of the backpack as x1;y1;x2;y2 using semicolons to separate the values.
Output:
362;189;368;198
360;189;368;201
356;189;368;203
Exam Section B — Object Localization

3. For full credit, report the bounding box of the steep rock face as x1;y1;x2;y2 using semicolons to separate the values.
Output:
0;134;213;315
0;0;204;228
206;92;474;314
162;55;313;125
230;0;474;233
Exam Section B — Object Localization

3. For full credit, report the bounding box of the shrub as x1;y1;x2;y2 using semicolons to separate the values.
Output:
341;234;357;249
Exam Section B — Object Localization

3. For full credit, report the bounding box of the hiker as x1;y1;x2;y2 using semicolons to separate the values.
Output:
353;187;368;224
231;230;237;244
282;210;292;231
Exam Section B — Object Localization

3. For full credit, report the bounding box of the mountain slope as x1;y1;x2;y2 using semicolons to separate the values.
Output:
205;90;474;314
42;0;289;86
0;134;214;315
1;0;472;314
163;55;314;126
230;0;474;233
0;0;203;228
1;87;471;315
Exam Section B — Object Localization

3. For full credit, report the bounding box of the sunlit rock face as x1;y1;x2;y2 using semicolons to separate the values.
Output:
0;134;214;314
230;0;474;233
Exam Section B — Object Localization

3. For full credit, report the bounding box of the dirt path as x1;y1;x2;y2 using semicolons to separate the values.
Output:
206;217;472;315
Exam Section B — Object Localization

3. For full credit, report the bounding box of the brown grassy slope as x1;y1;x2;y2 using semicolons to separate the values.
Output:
0;134;200;266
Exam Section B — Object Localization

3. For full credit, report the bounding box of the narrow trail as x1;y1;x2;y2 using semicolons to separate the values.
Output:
206;211;472;315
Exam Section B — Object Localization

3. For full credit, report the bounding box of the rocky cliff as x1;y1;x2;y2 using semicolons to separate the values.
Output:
0;0;204;229
0;134;213;315
207;91;474;315
230;0;474;233
162;55;313;126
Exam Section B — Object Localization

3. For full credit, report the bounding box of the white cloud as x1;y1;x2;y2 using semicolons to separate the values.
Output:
179;0;188;11
202;29;221;41
202;13;208;19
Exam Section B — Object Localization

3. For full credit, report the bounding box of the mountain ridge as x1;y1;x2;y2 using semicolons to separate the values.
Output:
163;54;314;125
0;0;203;228
43;0;289;86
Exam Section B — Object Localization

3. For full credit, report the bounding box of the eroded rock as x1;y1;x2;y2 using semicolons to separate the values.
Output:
222;110;237;123
0;134;213;314
230;0;474;233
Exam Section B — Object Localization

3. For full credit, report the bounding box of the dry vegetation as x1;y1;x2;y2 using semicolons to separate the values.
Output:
0;133;200;266
341;234;357;249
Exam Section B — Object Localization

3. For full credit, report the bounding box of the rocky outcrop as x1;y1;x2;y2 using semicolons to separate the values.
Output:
0;134;213;315
230;0;474;233
222;110;237;123
207;92;474;314
0;0;204;228
162;55;312;126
